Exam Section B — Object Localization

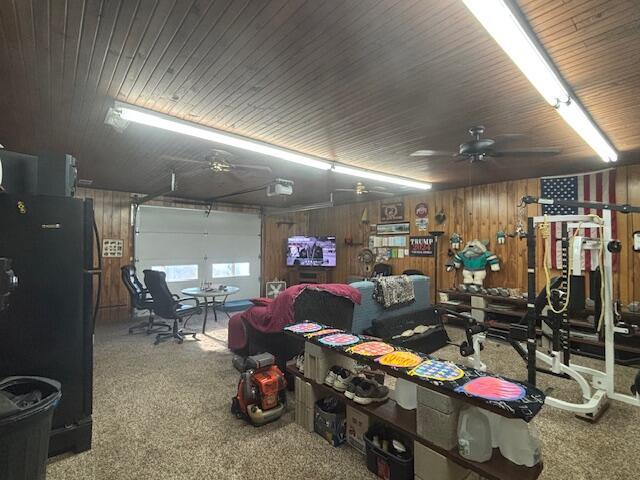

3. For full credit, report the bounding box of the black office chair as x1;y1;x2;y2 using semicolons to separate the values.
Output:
402;269;424;276
121;265;170;334
143;269;201;345
372;263;393;277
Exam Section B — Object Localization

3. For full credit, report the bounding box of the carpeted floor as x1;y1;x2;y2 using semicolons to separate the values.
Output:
47;314;640;480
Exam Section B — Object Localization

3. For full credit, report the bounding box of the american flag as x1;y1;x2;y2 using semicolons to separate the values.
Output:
540;169;616;270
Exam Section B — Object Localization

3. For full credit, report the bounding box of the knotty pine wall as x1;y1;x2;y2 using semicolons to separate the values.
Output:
264;165;640;304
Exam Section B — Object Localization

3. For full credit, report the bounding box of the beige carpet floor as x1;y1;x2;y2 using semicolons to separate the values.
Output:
47;314;640;480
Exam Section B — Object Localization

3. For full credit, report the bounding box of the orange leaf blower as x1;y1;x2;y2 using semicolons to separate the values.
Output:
231;353;287;426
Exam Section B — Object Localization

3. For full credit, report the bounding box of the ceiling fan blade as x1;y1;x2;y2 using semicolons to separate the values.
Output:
179;165;211;179
334;188;357;193
369;190;395;197
410;150;457;157
493;133;527;147
492;147;561;157
230;163;273;173
161;154;205;165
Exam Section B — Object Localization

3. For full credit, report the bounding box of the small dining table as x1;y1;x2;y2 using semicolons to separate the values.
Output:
181;285;240;333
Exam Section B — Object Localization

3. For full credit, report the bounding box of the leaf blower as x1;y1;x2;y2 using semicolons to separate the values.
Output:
231;353;287;426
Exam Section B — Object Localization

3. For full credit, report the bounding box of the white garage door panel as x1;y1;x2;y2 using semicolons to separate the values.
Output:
135;206;261;298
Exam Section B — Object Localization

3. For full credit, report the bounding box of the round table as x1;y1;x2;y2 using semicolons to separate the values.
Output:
181;286;240;333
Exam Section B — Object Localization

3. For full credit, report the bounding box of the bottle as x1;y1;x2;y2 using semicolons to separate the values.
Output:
497;418;541;467
457;407;493;463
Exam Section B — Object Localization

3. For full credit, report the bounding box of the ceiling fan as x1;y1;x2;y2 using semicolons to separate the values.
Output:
333;182;395;197
162;149;273;176
410;126;561;163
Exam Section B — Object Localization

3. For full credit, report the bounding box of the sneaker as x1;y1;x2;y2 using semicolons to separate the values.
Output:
344;376;367;399
324;366;342;386
353;379;389;405
333;369;355;392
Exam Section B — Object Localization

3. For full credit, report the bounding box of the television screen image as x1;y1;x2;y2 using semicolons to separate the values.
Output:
287;236;336;267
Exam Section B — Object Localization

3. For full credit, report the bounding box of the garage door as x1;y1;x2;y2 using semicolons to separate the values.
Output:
135;205;261;299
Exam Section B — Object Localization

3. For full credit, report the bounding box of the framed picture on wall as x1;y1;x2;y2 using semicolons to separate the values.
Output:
376;222;410;235
380;202;404;222
409;235;434;257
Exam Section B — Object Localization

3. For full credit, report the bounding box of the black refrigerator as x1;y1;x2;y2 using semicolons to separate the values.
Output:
0;193;98;455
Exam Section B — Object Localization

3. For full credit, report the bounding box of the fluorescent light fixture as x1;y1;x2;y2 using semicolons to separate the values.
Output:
463;0;618;162
107;102;432;189
463;0;568;106
332;165;431;190
111;103;332;171
557;100;617;162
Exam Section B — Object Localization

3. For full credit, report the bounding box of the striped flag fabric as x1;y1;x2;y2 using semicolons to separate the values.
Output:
540;169;616;271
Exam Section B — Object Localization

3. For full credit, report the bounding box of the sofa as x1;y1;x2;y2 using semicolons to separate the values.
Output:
229;275;431;363
349;275;430;333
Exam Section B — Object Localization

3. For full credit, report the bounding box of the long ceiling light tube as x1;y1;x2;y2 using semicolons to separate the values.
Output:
463;0;617;162
108;102;431;190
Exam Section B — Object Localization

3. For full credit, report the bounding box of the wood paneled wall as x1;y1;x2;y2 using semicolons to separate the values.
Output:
76;188;133;324
264;165;640;304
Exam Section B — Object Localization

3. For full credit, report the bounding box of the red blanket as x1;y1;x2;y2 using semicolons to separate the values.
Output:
244;283;361;334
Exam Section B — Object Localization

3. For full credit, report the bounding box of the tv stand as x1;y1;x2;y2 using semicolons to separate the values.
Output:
289;267;331;285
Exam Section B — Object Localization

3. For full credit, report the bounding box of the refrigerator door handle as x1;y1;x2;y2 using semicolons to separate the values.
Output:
91;218;102;331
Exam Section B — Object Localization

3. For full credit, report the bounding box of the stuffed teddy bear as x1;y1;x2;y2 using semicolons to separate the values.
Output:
453;239;500;286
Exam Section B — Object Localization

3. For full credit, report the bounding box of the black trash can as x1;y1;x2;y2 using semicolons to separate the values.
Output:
0;377;62;480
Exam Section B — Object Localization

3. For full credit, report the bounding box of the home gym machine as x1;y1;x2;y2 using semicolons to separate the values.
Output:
465;196;640;421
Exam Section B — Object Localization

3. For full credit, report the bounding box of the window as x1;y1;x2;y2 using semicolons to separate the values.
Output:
212;262;250;279
151;264;198;282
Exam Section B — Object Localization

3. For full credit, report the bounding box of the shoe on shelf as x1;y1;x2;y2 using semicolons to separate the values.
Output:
344;376;367;399
353;379;390;405
333;369;355;392
324;366;342;386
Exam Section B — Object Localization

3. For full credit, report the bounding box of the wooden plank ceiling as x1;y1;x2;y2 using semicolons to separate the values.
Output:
0;0;638;206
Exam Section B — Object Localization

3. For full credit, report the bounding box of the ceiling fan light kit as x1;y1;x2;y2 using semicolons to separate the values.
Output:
463;0;617;163
106;102;431;190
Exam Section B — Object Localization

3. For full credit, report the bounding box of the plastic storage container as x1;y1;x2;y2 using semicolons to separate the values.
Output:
364;425;413;480
457;407;493;463
394;378;417;410
0;376;62;480
496;418;542;467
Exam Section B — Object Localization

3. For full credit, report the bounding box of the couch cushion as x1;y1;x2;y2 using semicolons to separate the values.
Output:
350;275;430;333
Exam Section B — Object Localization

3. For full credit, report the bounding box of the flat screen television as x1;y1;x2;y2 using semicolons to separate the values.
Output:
287;235;336;267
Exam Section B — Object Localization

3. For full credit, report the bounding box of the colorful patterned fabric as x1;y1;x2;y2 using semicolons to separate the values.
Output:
456;376;526;401
348;341;395;357
409;360;465;382
376;351;423;368
305;328;341;338
283;321;545;422
319;333;361;347
284;322;322;333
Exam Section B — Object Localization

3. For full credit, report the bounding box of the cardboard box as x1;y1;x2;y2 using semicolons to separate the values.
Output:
414;441;470;480
314;400;347;447
346;405;370;454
